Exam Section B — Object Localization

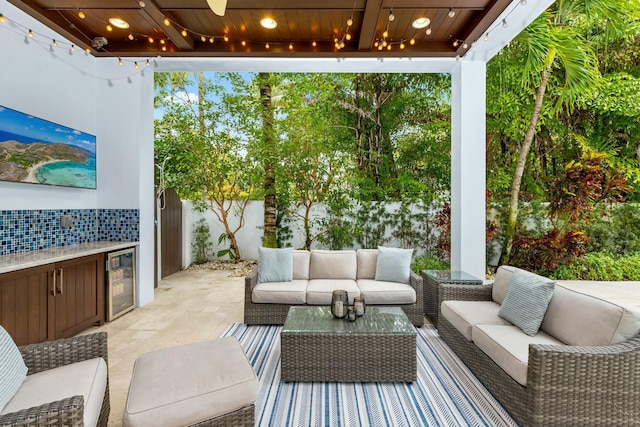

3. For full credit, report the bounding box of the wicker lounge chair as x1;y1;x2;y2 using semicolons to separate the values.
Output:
0;332;109;427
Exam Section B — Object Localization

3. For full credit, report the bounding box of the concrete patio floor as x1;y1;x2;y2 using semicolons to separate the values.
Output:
87;268;640;426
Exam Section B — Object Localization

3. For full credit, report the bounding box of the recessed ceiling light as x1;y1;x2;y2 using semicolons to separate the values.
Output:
109;18;130;29
260;17;277;29
412;17;430;29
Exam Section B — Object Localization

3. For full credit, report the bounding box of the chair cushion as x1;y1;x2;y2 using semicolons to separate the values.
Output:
491;265;517;304
541;284;640;345
252;280;308;304
123;337;259;427
374;246;413;284
258;247;293;283
472;324;563;386
440;300;510;341
293;250;310;280
498;269;555;336
1;358;107;427
0;326;27;412
357;279;416;304
356;249;378;279
306;279;360;305
309;250;357;280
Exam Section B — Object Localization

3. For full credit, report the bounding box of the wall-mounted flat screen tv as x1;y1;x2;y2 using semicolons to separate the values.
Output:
0;105;96;189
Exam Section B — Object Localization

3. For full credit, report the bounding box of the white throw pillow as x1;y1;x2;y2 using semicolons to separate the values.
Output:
257;247;294;283
374;246;414;284
0;326;28;412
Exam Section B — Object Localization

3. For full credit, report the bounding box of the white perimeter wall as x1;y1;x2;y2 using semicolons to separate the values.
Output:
0;0;155;305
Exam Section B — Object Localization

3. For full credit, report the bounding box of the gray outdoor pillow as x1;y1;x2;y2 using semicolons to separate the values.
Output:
498;269;555;336
0;326;27;412
374;246;414;284
258;247;294;283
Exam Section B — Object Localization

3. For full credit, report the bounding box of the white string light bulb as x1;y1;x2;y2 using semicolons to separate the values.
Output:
448;8;455;18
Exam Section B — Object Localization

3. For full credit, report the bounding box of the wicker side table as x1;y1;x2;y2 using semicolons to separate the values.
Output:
422;270;482;327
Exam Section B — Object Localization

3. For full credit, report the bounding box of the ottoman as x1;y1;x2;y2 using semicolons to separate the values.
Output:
123;337;259;427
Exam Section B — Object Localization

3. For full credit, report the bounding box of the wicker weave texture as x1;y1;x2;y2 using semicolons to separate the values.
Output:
0;332;109;427
244;270;425;327
438;286;640;427
188;405;255;427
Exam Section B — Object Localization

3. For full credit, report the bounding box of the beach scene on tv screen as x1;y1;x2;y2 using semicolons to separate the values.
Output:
0;105;96;189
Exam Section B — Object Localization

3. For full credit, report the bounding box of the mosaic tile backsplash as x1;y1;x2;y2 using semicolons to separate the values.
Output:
0;209;139;256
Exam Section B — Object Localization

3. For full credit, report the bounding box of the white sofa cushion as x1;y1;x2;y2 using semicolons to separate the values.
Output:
356;249;378;279
293;250;310;280
306;279;360;305
441;300;511;341
252;280;308;304
357;279;416;304
0;326;27;412
472;324;563;386
123;337;259;427
492;265;517;304
309;250;357;280
1;357;107;427
541;284;640;346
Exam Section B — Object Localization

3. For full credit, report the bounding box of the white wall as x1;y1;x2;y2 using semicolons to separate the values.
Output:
1;0;155;305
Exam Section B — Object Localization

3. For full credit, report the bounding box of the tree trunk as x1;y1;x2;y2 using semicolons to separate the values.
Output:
498;63;553;266
260;75;278;248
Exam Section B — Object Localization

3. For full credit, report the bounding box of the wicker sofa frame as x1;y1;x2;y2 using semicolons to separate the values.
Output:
244;270;424;327
188;404;254;427
0;332;109;427
438;282;640;427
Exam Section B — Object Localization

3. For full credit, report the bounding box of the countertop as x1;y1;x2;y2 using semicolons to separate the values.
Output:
0;241;139;274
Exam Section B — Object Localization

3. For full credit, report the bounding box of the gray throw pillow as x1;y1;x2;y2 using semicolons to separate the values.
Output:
0;326;27;412
498;269;555;336
258;247;294;283
374;246;414;284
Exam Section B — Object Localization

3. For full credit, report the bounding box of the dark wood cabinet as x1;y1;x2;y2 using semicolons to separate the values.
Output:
0;264;51;346
51;254;105;340
0;254;104;345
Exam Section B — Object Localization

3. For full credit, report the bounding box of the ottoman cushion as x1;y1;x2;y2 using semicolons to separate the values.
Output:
123;337;259;427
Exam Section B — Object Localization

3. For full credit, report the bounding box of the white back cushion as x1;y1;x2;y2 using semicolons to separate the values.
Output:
293;250;310;280
356;249;378;279
540;284;640;345
309;250;357;280
492;265;517;304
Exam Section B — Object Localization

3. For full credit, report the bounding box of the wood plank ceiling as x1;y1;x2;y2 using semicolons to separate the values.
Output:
6;0;515;58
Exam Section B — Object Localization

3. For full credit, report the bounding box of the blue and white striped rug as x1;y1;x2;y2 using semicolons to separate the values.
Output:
222;323;518;427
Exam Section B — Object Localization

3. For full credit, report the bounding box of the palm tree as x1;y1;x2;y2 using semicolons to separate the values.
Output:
260;73;278;248
498;0;626;265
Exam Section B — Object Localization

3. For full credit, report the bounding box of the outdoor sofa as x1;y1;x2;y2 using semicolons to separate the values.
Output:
244;248;424;326
438;265;640;426
0;330;109;427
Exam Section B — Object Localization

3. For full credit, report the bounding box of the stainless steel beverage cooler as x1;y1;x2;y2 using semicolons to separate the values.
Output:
105;248;136;321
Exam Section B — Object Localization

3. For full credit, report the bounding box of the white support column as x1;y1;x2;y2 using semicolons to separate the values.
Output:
450;61;486;279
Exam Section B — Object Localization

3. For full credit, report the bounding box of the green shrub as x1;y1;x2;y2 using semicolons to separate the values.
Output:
584;203;640;254
412;254;449;274
549;252;640;280
192;218;213;264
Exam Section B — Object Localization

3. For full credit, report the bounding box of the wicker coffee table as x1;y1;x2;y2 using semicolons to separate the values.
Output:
280;306;417;383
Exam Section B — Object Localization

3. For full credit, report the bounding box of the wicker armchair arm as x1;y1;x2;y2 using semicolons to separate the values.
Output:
19;332;108;375
409;270;422;291
0;395;84;427
245;270;258;291
527;334;640;423
439;282;493;302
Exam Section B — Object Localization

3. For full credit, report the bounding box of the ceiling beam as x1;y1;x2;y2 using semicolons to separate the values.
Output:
139;0;194;50
454;0;512;55
358;0;384;50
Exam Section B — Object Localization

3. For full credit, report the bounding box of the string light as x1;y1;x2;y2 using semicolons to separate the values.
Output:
69;44;75;53
484;33;489;41
106;24;113;32
146;59;151;66
399;42;405;49
265;42;270;49
426;28;432;35
209;37;214;43
128;33;134;40
200;35;206;42
347;17;353;26
162;46;167;51
383;30;389;38
163;18;170;26
448;7;455;18
148;37;154;43
223;35;229;42
312;41;317;47
181;29;187;37
78;10;86;19
118;57;124;66
410;38;416;45
388;10;395;22
241;40;246;46
138;1;145;7
502;19;508;28
134;62;139;69
0;14;7;23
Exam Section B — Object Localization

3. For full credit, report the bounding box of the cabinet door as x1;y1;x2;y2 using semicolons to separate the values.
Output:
52;254;104;339
0;264;52;346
